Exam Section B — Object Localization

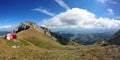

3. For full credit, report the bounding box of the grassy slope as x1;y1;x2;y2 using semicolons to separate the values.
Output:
0;27;120;60
0;36;120;60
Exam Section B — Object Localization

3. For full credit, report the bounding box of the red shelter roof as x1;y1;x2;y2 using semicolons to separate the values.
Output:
6;33;16;41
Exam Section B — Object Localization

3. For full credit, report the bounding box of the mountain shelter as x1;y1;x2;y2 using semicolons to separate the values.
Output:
5;33;17;41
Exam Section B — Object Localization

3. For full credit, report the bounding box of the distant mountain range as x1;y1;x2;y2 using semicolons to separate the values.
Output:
50;28;119;34
51;28;119;44
0;31;10;36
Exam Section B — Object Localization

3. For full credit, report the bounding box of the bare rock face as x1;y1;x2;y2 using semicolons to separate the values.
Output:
33;23;51;37
108;30;120;45
13;21;69;45
13;22;30;33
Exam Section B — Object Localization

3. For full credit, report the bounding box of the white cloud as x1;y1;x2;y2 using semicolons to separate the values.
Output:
107;8;114;15
97;0;108;4
32;8;55;16
41;8;120;28
97;0;117;4
109;0;117;4
114;16;120;20
55;0;70;10
0;25;15;31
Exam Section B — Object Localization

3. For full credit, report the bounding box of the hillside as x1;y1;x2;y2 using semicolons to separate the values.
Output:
15;22;60;46
13;21;69;45
108;29;120;45
0;21;120;60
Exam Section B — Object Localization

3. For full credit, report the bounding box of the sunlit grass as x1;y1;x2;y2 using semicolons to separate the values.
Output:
5;40;29;46
0;36;120;60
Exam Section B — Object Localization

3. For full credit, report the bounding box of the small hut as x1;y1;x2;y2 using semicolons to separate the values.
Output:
5;33;17;41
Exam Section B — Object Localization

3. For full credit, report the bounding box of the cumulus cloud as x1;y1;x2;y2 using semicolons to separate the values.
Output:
32;8;55;16
41;8;120;28
55;0;70;10
0;25;15;31
107;8;114;15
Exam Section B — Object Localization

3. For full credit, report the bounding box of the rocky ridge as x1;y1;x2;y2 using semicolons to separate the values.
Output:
13;21;69;45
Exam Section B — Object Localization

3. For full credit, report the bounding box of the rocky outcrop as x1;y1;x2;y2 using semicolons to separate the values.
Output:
33;22;70;45
33;23;52;37
13;21;70;45
108;30;120;45
100;40;109;46
13;22;30;33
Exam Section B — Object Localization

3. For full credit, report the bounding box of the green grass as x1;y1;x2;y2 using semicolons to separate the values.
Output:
93;39;105;46
5;40;29;46
1;37;120;60
67;40;81;46
25;37;54;49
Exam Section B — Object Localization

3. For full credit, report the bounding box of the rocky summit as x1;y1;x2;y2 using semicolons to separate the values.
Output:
13;22;30;33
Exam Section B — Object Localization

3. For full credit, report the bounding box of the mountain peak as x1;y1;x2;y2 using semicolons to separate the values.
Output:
12;21;69;45
12;21;31;33
22;21;36;26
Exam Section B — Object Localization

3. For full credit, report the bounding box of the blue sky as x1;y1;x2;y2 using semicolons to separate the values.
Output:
0;0;120;31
